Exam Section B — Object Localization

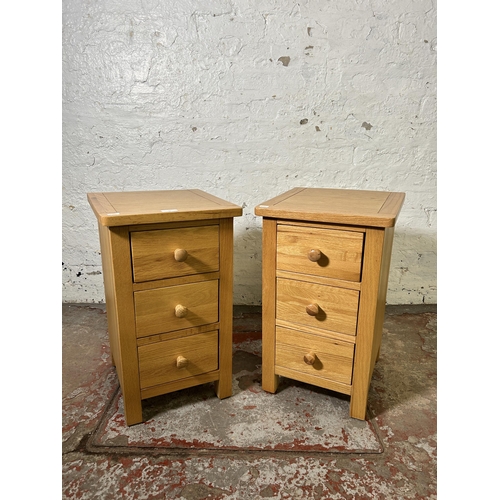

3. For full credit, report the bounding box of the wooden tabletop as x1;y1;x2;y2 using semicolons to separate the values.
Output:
88;189;242;226
254;187;405;227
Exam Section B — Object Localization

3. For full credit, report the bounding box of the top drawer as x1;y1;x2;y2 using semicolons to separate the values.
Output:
277;225;364;282
131;225;219;282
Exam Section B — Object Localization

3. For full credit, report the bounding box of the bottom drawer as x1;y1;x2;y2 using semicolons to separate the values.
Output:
275;326;354;386
138;330;219;389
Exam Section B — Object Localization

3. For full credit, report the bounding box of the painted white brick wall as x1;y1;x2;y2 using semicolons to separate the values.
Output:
62;0;436;305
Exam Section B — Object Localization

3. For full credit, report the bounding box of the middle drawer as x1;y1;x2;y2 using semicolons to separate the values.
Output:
134;280;219;338
276;278;359;336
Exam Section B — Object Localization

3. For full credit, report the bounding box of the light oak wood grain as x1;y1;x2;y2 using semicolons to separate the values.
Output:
276;270;361;291
214;217;234;399
131;225;219;282
371;226;395;376
88;189;242;226
138;330;219;389
261;218;279;393
275;319;358;345
277;224;364;281
255;187;404;421
276;278;359;336
132;272;220;293
349;228;385;420
89;190;241;425
136;322;221;347
275;366;352;396
129;219;221;232
134;280;219;338
275;326;354;386
277;219;366;233
350;227;394;420
255;187;405;228
140;371;220;400
98;225;143;425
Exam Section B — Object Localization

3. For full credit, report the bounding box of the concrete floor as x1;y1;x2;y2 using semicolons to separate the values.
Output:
62;304;436;499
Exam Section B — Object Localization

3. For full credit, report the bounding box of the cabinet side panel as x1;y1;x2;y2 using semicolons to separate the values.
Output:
98;224;122;377
214;218;233;398
261;218;279;392
370;227;395;376
350;228;385;420
106;226;143;425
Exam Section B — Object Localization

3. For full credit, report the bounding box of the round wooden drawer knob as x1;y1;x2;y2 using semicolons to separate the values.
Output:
304;352;316;365
176;356;188;368
308;249;322;262
175;304;188;318
306;303;319;316
174;248;188;262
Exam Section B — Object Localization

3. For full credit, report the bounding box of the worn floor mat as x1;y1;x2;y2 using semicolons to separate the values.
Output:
89;334;382;454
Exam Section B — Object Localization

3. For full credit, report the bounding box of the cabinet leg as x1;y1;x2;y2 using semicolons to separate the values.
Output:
261;217;278;393
122;391;143;426
216;217;233;400
214;368;232;399
349;398;367;420
261;326;279;392
349;379;369;421
261;339;279;393
262;371;280;393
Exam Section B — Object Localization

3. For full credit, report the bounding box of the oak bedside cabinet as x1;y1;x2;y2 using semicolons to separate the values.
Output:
88;190;242;425
255;187;405;420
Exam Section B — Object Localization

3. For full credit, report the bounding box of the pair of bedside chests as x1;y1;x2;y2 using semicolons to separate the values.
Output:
88;188;405;426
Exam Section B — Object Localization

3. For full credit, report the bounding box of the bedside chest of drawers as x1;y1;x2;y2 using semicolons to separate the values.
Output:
88;190;242;425
255;187;405;420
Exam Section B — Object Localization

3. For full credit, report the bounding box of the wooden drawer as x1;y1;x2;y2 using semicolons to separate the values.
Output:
138;330;219;389
275;326;355;386
134;280;219;338
277;225;364;282
131;225;219;282
276;278;359;336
